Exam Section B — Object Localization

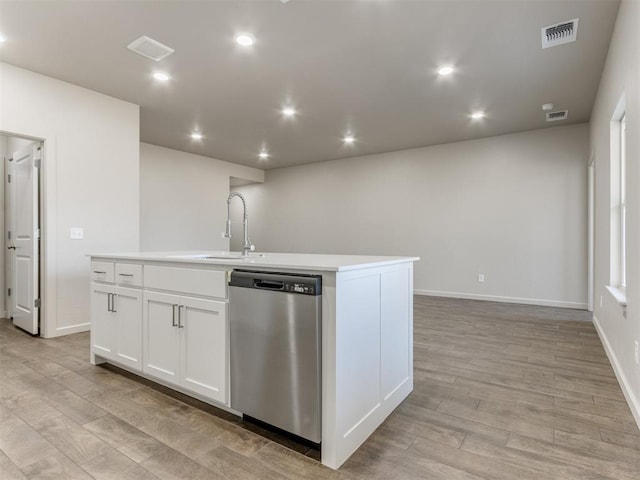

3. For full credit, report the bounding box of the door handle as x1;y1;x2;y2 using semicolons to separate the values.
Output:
172;304;178;327
178;305;184;328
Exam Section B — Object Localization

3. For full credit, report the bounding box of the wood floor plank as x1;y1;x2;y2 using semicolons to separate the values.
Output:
20;453;94;480
33;416;112;465
83;414;166;463
460;433;609;480
0;450;27;480
507;432;640;480
0;415;59;469
79;447;160;480
140;446;221;480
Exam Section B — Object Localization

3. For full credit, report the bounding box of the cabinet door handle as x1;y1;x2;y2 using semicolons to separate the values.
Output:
118;273;134;277
107;293;112;312
178;305;184;328
112;294;117;313
172;304;178;327
93;270;106;274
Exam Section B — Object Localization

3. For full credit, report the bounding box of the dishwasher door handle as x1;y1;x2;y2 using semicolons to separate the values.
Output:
253;280;284;290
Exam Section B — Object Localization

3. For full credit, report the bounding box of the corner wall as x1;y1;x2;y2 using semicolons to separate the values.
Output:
139;143;264;251
590;0;640;426
235;123;589;309
0;62;140;337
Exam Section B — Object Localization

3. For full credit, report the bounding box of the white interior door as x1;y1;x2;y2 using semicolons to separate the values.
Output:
8;144;40;334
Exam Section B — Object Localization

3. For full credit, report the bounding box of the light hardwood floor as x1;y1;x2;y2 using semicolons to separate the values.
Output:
1;296;639;479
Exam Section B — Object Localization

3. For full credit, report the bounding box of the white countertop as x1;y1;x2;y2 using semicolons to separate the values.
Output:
89;251;419;272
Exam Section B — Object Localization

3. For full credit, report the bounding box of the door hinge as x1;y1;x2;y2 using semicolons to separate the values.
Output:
36;229;41;239
34;298;41;308
7;288;11;297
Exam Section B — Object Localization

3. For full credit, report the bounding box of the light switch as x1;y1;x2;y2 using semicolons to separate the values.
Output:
70;227;84;240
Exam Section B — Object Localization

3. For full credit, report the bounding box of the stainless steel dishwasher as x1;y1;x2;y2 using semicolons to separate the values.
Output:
229;270;322;444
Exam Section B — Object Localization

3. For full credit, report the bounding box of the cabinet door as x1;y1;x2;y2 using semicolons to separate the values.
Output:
113;286;143;371
143;291;180;385
91;283;115;360
179;296;227;404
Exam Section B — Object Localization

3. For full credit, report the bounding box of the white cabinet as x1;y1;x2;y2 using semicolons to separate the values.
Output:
143;291;228;404
90;283;143;371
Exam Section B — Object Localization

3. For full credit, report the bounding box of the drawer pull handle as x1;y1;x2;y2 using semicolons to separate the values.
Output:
118;273;134;277
178;305;184;328
93;270;106;274
172;304;178;327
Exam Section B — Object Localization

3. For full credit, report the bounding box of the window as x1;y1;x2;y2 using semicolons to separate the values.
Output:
609;101;626;304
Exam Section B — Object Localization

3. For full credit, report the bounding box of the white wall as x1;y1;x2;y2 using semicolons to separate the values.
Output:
590;0;640;426
0;62;140;337
140;143;264;251
0;136;6;317
234;124;589;309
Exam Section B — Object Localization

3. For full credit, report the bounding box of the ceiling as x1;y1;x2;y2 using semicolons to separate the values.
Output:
0;0;620;169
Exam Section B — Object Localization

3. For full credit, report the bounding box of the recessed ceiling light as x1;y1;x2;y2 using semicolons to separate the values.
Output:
235;32;256;47
258;151;270;160
438;65;455;76
343;134;355;145
191;132;203;140
282;106;296;117
153;71;170;81
470;111;485;120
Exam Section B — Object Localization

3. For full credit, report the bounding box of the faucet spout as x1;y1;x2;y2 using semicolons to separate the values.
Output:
224;192;255;256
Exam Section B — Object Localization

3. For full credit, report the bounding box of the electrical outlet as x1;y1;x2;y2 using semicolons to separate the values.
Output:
70;227;83;240
478;274;485;283
635;341;639;365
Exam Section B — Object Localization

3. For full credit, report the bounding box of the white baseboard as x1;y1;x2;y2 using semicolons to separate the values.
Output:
592;315;640;430
413;289;587;310
42;322;90;338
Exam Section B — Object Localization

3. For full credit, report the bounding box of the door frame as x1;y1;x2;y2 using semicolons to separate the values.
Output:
2;131;46;334
588;152;595;312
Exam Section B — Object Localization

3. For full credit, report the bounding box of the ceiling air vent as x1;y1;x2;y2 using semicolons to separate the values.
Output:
546;110;569;122
541;18;579;48
127;36;174;61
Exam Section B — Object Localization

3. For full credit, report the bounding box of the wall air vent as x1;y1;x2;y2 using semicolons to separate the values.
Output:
546;110;569;122
127;36;174;61
542;18;579;48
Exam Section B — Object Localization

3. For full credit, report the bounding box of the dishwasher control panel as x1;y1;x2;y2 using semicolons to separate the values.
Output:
287;283;316;295
230;270;322;296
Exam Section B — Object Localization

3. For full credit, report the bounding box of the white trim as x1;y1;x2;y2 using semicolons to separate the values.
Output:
605;285;627;306
592;315;640;429
46;322;89;337
414;289;587;310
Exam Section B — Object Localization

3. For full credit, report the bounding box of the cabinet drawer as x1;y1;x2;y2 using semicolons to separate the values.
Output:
91;261;114;283
144;265;227;298
115;263;143;287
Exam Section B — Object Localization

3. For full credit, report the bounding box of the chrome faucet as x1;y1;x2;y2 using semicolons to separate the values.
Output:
224;192;255;256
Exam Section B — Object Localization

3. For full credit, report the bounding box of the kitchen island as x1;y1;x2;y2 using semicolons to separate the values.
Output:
88;251;418;469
